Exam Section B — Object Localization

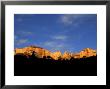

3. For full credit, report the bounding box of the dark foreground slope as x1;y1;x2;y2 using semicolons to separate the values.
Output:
14;54;97;76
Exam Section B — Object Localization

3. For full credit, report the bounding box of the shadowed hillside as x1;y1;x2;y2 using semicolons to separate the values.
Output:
14;46;97;76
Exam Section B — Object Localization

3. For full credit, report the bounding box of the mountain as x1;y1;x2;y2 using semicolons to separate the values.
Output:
14;46;97;60
62;51;71;60
50;51;62;60
14;45;51;58
73;48;96;59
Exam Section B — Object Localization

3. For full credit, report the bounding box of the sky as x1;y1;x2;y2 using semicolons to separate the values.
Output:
14;14;97;53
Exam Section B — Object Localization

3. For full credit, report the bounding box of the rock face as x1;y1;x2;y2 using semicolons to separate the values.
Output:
14;46;97;60
62;51;71;60
73;48;96;59
15;45;51;58
50;51;62;60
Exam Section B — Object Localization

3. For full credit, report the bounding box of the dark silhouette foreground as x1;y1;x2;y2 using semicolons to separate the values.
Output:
14;53;97;76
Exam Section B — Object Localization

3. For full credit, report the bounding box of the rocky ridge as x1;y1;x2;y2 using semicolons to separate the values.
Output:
14;45;97;60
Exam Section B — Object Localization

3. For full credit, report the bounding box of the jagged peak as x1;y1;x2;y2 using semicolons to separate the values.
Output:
63;51;70;54
14;46;97;60
15;45;43;49
52;51;62;54
82;48;96;51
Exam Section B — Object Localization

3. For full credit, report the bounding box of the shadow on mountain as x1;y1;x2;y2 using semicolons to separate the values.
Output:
14;53;97;76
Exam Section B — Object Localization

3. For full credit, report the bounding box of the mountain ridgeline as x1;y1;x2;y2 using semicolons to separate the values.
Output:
14;46;97;76
14;45;96;60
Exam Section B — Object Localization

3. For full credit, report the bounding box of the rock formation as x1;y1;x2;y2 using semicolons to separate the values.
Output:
62;51;71;60
72;48;96;59
14;46;97;60
15;45;51;58
50;51;62;60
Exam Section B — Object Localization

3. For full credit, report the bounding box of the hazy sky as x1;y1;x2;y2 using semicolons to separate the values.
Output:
14;14;97;53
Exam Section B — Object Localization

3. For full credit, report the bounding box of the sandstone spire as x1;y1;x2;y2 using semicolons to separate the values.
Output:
14;46;97;60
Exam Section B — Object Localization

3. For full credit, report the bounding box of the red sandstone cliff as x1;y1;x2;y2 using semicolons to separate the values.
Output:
14;46;96;60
